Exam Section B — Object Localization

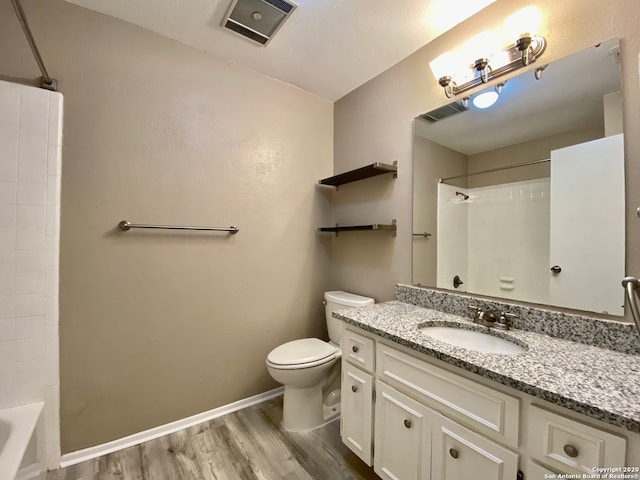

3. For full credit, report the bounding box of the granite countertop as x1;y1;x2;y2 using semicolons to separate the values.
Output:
333;301;640;434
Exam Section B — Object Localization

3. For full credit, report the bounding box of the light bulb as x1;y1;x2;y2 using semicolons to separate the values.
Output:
505;6;542;40
490;50;511;69
464;31;501;62
472;91;499;109
429;52;457;82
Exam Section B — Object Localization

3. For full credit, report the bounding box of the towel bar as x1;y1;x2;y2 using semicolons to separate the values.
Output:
118;220;239;234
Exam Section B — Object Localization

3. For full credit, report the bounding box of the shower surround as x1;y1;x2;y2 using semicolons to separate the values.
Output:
0;80;62;474
437;178;550;303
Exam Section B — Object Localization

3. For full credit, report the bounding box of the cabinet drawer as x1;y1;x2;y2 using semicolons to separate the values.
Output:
528;405;626;474
343;329;375;373
377;344;519;448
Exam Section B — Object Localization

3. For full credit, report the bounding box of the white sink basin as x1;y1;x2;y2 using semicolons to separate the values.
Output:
420;326;526;355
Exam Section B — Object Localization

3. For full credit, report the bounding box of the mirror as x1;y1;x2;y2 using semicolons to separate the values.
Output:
412;39;624;315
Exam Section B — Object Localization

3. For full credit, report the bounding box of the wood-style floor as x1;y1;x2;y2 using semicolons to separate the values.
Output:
41;396;379;480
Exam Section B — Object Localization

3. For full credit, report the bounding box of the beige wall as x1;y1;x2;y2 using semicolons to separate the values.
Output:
1;0;333;452
333;0;640;324
467;126;603;188
604;91;624;136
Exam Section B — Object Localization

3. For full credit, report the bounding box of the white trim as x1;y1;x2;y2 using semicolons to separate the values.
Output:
59;387;284;469
16;463;42;480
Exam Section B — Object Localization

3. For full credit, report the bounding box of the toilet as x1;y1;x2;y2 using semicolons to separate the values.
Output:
266;291;374;432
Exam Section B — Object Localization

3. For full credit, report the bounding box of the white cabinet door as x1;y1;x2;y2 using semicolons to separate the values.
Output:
431;413;518;480
341;361;374;465
526;460;558;479
374;381;431;480
549;134;625;315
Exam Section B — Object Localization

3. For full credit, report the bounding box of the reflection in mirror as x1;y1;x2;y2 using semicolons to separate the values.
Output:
413;39;624;315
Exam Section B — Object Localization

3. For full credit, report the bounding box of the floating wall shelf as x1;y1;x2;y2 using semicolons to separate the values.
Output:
318;220;397;237
319;162;397;188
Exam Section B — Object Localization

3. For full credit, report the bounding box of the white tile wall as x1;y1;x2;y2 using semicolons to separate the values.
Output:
16;251;45;273
0;205;17;227
15;316;44;339
16;227;46;250
436;183;469;292
0;319;15;342
0;182;17;204
438;179;550;304
0;80;61;470
18;183;47;207
467;178;550;303
0;296;15;319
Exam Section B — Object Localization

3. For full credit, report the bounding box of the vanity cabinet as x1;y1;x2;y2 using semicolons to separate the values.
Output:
340;326;633;480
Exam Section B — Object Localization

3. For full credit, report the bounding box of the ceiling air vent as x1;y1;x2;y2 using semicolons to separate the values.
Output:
222;0;297;46
420;101;469;123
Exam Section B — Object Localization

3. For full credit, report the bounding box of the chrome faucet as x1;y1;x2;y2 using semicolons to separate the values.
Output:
467;306;496;327
467;306;518;330
495;312;518;331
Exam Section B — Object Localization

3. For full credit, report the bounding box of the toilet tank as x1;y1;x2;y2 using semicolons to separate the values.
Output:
324;291;374;344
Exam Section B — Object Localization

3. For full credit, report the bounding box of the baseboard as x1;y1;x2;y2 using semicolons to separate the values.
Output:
59;387;284;469
16;463;42;480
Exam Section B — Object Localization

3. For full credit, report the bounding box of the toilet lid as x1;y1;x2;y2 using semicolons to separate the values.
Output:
267;338;337;366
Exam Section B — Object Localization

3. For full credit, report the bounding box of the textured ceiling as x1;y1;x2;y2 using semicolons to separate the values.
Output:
64;0;496;100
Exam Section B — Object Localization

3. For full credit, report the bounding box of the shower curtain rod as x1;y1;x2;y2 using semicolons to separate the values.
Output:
439;158;550;183
10;0;57;91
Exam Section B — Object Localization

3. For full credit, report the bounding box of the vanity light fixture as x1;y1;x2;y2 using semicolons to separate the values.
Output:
430;6;545;98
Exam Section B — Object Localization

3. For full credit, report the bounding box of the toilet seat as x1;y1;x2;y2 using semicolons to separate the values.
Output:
267;338;338;370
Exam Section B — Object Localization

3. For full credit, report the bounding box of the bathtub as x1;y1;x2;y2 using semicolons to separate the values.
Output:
0;403;43;480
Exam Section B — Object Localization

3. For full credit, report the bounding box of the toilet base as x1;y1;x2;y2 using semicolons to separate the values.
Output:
323;387;340;421
281;385;339;432
323;403;340;424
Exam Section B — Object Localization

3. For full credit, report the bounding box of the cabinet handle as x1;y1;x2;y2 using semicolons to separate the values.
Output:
403;419;412;429
449;448;459;459
352;345;359;353
351;385;358;393
563;444;579;458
